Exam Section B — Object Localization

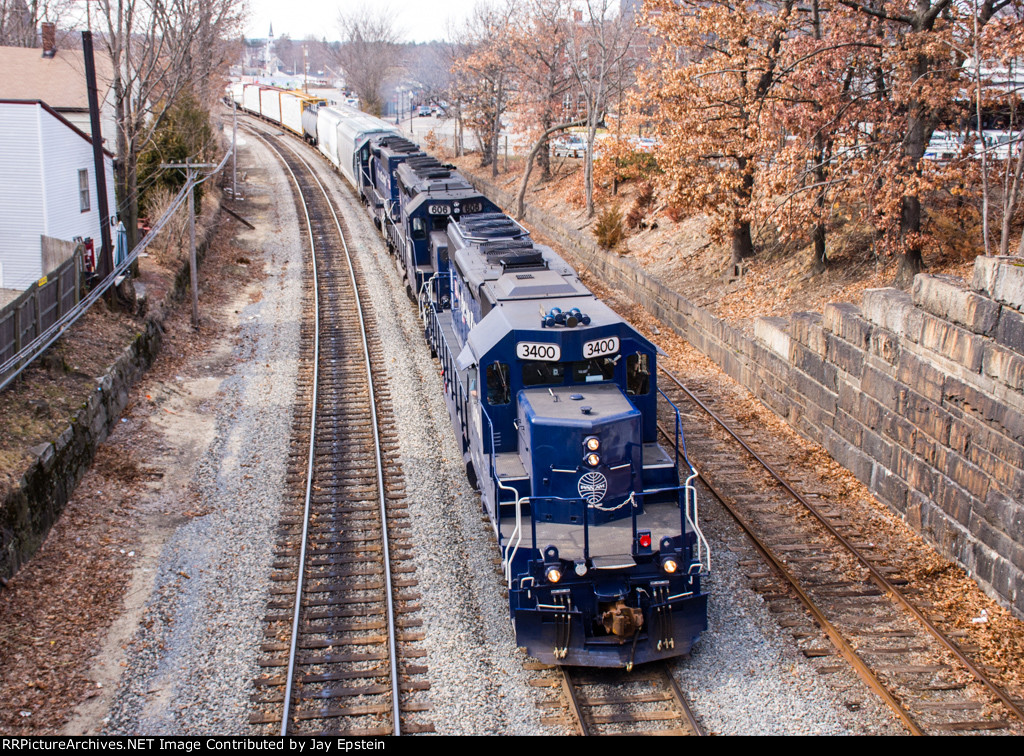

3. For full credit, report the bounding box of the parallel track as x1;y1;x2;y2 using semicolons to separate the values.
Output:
657;366;1024;735
247;126;432;735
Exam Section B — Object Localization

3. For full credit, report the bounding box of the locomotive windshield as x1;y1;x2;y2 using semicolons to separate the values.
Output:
521;357;618;388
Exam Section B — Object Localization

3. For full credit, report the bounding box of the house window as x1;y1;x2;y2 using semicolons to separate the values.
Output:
79;169;90;212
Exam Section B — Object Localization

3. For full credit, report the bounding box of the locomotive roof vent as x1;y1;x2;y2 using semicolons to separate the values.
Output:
499;251;547;271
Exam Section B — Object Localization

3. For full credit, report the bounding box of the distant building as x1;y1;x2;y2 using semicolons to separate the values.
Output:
0;28;116;150
0;101;116;291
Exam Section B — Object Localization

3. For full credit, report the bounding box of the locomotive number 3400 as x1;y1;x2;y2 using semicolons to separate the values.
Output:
583;337;619;358
516;342;561;361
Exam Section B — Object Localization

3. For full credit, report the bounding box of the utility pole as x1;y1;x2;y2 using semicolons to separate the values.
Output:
232;100;238;199
161;159;219;328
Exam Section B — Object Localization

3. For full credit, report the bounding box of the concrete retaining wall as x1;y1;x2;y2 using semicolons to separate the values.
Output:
474;175;1024;617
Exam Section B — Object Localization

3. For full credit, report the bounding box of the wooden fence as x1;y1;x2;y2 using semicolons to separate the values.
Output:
0;250;80;368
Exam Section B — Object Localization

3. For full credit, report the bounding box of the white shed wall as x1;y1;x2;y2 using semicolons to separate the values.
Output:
0;103;116;290
0;104;45;288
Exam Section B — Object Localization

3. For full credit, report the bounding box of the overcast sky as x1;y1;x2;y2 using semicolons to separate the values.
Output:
245;0;481;44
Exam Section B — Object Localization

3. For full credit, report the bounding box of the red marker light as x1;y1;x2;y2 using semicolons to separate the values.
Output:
639;533;652;549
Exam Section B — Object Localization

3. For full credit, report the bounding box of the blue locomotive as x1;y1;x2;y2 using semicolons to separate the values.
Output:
230;85;711;667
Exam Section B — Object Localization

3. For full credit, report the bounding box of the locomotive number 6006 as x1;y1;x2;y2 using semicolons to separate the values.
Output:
583;336;619;359
516;342;561;361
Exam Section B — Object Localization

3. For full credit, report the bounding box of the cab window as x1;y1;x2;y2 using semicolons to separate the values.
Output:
626;353;650;395
523;361;565;387
487;362;511;405
572;357;616;384
411;217;427;240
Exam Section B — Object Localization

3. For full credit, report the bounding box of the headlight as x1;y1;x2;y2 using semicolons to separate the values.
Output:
584;436;600;452
585;452;600;467
545;565;562;583
662;557;679;574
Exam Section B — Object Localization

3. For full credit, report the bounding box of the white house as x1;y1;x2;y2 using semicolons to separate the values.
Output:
0;100;116;292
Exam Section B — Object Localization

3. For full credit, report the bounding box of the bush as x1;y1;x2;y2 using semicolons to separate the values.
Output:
594;206;625;250
626;182;656;230
138;90;215;217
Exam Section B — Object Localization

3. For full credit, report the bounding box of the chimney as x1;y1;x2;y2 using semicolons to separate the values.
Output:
41;22;56;58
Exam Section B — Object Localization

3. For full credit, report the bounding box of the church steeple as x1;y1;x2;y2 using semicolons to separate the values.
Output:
268;23;274;38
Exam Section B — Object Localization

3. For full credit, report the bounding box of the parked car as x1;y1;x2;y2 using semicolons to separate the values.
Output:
552;134;587;157
417;105;432;117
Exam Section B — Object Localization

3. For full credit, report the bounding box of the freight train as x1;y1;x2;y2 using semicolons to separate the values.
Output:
230;81;711;668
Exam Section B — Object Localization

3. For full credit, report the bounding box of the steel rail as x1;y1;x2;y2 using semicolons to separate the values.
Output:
658;416;925;735
559;668;587;736
247;129;320;737
270;131;403;735
658;366;1024;726
662;667;706;737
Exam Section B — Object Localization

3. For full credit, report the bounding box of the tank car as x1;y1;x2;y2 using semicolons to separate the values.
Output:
422;212;710;667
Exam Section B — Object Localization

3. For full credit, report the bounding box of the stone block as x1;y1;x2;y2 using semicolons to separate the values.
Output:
995;306;1024;355
754;316;790;360
897;388;952;445
906;489;930;530
823;302;872;349
980;489;1024;546
861;426;896;469
894;447;938;498
791;312;826;356
869;328;901;366
870;464;909;513
919;312;985;373
974;255;1024;311
935;476;978;527
971;255;1002;295
970;516;1024;573
945;378;1024;445
896;351;945;404
821;426;875;485
792;367;838;415
982;343;1024;392
862;288;923;342
791;342;837;392
942;449;992;502
912;274;1000;335
862;364;902;411
834;409;865;447
883;411;917;448
827;333;865;379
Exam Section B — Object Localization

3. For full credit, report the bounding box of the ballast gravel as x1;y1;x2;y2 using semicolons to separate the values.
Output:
87;123;902;735
98;130;306;734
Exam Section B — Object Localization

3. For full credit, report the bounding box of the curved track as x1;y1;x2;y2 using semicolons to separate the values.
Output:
247;126;431;736
657;366;1024;735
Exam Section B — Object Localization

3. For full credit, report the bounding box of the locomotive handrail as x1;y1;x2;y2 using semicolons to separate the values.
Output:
418;272;440;328
684;471;711;573
481;402;529;587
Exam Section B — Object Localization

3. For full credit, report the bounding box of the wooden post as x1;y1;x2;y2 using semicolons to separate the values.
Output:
232;101;238;199
188;164;199;328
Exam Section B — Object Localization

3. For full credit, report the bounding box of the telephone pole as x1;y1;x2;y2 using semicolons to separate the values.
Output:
161;159;219;328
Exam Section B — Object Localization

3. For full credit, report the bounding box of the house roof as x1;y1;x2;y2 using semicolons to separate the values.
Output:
0;45;114;111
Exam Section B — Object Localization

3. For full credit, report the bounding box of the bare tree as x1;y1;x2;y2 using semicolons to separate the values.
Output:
0;0;74;46
94;0;243;248
511;0;576;182
449;1;517;176
566;0;636;217
335;6;405;116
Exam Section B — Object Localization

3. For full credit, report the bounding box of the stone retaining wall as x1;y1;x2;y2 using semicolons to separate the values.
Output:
474;174;1024;617
0;222;217;582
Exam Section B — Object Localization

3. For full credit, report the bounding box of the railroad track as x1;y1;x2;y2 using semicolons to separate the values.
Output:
656;366;1024;735
246;126;432;735
558;664;704;735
